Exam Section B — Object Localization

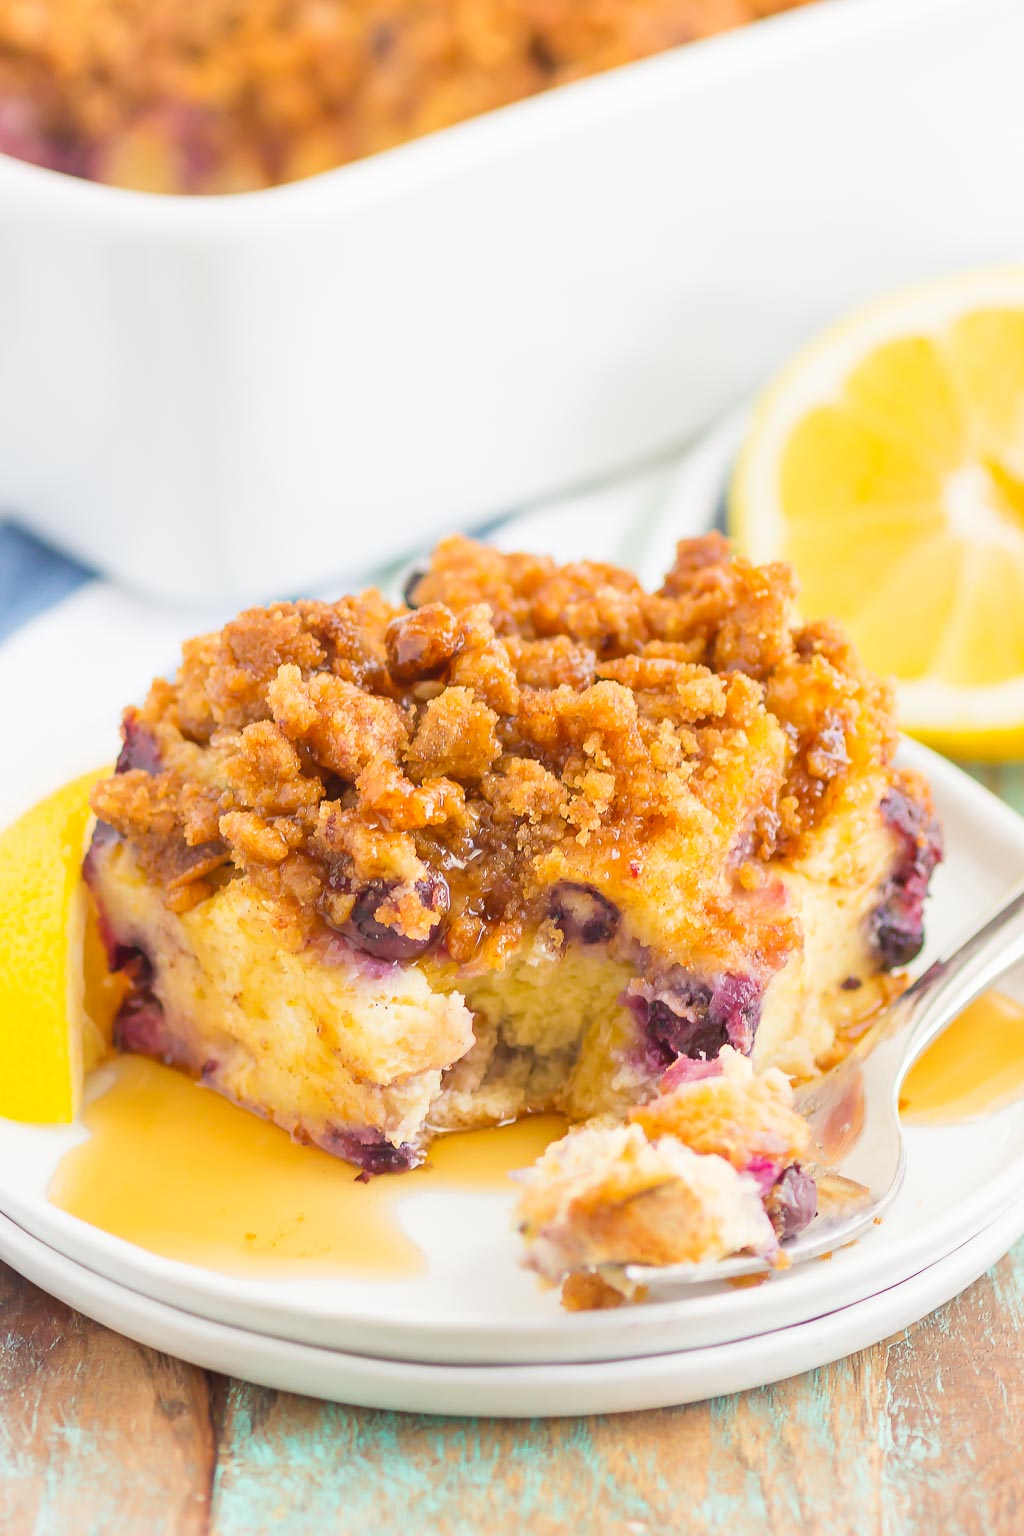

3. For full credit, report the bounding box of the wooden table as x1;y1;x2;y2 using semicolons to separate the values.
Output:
4;1248;1023;1535
4;763;1024;1535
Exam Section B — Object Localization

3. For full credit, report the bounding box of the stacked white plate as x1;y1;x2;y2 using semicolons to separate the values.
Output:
2;425;1023;1415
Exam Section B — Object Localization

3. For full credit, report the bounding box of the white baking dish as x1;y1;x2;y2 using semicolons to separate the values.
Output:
0;0;1019;604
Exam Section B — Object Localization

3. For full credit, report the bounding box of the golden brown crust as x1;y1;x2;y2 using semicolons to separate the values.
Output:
560;1271;634;1311
557;1179;729;1268
0;1;817;192
91;534;900;972
629;1053;810;1170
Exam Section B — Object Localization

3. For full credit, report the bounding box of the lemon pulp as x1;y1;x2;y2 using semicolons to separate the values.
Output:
731;272;1024;758
0;771;112;1121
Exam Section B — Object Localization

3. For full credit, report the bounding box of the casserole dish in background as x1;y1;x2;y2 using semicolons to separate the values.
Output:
0;0;1019;604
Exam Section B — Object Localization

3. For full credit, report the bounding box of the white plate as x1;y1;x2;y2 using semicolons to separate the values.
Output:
1;1197;1021;1417
2;734;1023;1365
3;434;1024;1367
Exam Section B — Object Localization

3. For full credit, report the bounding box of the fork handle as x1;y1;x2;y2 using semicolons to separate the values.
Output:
887;877;1024;1085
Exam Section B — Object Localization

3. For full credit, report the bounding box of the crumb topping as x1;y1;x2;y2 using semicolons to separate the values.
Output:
0;0;816;193
91;534;902;970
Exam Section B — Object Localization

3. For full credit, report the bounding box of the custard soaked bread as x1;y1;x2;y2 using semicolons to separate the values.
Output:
516;1047;818;1306
84;534;941;1172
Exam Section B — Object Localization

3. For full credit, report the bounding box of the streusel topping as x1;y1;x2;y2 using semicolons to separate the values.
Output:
0;0;815;192
91;535;905;972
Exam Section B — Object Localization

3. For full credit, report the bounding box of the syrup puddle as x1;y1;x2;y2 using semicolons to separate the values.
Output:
49;988;1024;1280
899;989;1024;1125
48;1056;565;1279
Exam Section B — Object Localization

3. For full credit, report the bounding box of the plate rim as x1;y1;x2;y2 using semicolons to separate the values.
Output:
2;739;1024;1364
0;1193;1020;1416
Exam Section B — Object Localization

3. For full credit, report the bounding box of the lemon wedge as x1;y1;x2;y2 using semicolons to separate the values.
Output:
0;771;114;1122
730;268;1024;759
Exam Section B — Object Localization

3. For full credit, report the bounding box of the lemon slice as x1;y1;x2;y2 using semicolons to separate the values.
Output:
0;771;114;1122
730;268;1024;759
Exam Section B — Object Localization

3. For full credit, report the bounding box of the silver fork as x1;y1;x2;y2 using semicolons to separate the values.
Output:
626;878;1024;1297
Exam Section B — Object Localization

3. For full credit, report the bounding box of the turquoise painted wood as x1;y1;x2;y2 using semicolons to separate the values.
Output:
202;1236;1024;1535
6;1242;1023;1535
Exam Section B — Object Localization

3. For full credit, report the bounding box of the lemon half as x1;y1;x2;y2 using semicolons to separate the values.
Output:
731;268;1024;759
0;771;114;1122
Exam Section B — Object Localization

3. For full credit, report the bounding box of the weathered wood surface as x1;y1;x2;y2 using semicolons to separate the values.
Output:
2;760;1023;1535
2;1243;1023;1536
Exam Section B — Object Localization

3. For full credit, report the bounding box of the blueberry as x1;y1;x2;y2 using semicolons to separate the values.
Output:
870;789;944;969
632;970;763;1068
81;821;122;915
115;714;162;775
549;883;620;945
331;875;449;961
710;973;762;1053
322;1126;422;1176
645;996;726;1066
111;966;168;1060
767;1164;818;1240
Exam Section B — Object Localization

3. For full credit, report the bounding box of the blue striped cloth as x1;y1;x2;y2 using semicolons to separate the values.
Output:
0;523;92;643
0;443;726;649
